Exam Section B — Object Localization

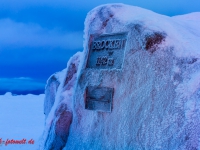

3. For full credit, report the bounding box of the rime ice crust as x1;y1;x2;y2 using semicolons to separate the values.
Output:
39;52;82;150
42;4;200;150
44;74;60;118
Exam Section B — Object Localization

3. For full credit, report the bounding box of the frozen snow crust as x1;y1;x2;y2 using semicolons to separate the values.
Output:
41;4;200;150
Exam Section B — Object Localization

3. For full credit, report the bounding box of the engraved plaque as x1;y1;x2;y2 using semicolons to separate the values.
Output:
85;86;114;112
87;33;127;69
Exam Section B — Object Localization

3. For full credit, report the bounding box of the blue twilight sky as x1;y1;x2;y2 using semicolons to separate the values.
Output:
0;0;200;95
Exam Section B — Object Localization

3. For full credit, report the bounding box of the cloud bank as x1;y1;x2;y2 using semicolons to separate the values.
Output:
0;77;45;95
0;18;83;49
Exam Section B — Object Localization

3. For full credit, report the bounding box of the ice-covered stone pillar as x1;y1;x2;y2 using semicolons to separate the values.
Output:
40;53;82;150
64;4;200;150
42;3;200;150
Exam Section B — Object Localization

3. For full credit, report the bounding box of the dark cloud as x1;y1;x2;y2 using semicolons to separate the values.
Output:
0;6;86;32
0;17;82;90
0;18;83;49
0;77;45;95
0;46;79;80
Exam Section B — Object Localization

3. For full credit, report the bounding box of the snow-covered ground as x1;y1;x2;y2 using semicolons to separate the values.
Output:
0;92;44;150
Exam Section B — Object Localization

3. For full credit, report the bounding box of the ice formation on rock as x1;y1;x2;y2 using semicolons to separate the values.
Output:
40;4;200;150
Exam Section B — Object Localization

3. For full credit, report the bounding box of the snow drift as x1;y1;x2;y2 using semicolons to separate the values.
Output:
0;93;45;150
40;4;200;150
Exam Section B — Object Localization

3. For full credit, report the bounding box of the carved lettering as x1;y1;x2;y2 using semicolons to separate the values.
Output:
108;58;114;66
96;57;101;66
102;56;108;65
96;56;109;66
92;39;126;50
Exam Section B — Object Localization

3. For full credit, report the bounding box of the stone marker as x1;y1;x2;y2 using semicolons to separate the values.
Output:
41;4;200;150
87;33;127;69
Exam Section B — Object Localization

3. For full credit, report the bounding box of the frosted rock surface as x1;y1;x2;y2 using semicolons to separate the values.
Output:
44;74;60;118
42;4;200;150
39;52;82;150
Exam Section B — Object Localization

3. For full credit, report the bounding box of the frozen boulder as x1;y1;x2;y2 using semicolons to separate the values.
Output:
44;74;60;118
42;3;200;150
40;52;82;150
44;103;72;150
